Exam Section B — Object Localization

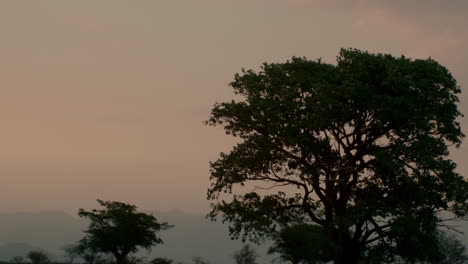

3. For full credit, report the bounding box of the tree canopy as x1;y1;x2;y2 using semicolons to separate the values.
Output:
77;200;172;264
206;48;467;264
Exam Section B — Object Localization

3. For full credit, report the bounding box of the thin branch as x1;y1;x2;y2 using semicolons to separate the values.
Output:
253;183;290;191
362;221;392;244
438;223;465;235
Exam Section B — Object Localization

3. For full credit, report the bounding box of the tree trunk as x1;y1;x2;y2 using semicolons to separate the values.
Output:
115;255;129;264
334;245;360;264
333;229;361;264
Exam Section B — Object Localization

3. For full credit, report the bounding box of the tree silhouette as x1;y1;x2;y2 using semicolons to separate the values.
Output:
206;48;467;264
10;256;26;264
437;232;467;264
73;244;106;264
232;244;257;264
77;200;173;264
268;224;334;264
405;231;468;264
27;250;50;264
61;244;81;264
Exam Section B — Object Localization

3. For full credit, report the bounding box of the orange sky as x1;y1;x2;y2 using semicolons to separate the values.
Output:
1;0;467;214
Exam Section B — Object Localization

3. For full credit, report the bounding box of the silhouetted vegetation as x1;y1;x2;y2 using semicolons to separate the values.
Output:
232;245;257;264
77;200;173;264
206;48;467;264
149;258;173;264
362;230;468;264
60;244;80;264
9;256;25;264
69;244;108;264
27;250;50;264
268;224;334;264
436;231;468;264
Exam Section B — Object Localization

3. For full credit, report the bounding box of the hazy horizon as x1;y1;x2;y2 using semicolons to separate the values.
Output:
0;210;275;263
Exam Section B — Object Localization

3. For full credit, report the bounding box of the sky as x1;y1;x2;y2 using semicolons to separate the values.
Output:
1;0;468;216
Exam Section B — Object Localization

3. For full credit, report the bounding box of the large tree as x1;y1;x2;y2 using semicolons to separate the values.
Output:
78;200;172;264
206;49;467;264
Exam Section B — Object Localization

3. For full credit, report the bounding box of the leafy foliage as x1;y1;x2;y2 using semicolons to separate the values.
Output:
10;256;26;264
268;224;334;264
436;232;467;264
78;200;173;264
150;257;174;264
232;244;258;264
27;250;50;264
206;49;467;263
61;244;81;264
71;243;108;264
363;230;467;264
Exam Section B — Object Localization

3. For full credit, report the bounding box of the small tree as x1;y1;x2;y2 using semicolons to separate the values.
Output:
10;256;26;264
27;250;51;264
77;200;173;264
232;244;257;264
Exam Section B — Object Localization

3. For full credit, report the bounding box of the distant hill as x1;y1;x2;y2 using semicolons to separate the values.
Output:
0;243;38;261
0;211;273;264
0;211;86;254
